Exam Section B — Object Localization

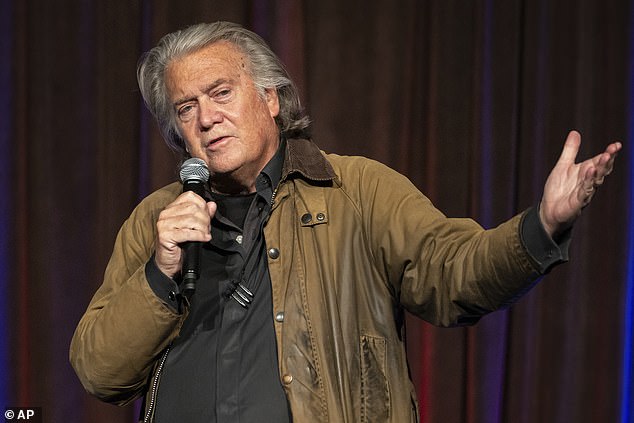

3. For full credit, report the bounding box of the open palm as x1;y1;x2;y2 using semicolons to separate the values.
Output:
539;130;621;238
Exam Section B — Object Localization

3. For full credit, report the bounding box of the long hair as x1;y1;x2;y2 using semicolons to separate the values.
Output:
137;21;311;156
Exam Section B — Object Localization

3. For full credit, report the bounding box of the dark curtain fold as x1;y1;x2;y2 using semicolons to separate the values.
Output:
1;1;631;422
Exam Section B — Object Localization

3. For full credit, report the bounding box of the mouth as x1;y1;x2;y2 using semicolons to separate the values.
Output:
207;136;231;149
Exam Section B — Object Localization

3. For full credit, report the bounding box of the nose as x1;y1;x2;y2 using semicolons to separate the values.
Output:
198;97;222;131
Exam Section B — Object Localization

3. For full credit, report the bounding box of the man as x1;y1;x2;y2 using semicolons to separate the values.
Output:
70;22;620;422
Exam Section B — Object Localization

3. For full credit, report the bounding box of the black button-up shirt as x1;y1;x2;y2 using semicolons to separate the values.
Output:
148;140;290;423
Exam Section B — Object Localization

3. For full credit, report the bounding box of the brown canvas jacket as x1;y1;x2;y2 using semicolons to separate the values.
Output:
70;138;542;422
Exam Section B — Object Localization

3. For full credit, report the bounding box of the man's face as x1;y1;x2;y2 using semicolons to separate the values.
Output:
165;41;280;192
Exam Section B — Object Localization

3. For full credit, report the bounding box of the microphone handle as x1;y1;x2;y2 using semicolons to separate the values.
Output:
181;242;201;296
181;180;206;298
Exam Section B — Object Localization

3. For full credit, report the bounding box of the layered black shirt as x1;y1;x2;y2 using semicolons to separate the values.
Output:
146;141;290;423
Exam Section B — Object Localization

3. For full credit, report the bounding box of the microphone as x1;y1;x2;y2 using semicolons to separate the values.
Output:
179;158;210;298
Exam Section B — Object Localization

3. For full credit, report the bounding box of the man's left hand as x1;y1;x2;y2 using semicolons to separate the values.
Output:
539;130;622;239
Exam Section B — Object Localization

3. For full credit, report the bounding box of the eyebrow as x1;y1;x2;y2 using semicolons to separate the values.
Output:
172;78;233;108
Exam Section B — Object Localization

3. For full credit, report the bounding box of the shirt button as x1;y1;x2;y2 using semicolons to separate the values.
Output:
301;213;312;224
268;248;280;259
282;374;293;385
316;212;325;221
275;311;285;322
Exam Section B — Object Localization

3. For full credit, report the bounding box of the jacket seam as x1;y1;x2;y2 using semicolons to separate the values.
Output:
289;180;330;420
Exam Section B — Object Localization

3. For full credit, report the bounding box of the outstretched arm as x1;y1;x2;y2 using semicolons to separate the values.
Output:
539;130;622;238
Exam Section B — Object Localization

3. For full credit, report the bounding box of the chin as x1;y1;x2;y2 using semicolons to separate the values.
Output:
204;154;239;172
206;162;242;177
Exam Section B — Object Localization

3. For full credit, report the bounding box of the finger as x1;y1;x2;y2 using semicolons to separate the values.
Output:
158;216;211;242
557;130;582;165
584;166;597;189
173;217;211;233
591;153;610;186
158;202;212;242
162;197;211;223
602;141;622;174
607;141;623;155
577;166;597;206
592;145;620;181
207;201;217;217
165;191;208;209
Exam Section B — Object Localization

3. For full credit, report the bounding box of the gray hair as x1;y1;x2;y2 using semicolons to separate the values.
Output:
137;21;311;156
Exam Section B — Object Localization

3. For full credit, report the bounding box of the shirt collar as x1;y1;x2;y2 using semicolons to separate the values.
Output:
253;137;286;205
259;137;285;191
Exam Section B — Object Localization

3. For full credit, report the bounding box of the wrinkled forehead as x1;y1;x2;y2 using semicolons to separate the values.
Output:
164;41;256;100
168;40;252;80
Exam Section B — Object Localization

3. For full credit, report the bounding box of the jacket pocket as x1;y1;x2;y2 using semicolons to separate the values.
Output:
360;335;390;423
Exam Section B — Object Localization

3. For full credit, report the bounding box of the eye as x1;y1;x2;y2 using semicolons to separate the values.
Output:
177;104;195;121
214;88;232;101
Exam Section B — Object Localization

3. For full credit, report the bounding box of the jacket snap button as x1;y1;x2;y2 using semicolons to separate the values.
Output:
275;311;285;322
301;213;312;224
282;374;293;384
316;212;325;221
168;291;176;301
268;248;280;259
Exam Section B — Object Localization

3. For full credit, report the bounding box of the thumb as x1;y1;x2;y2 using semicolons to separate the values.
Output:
557;130;582;165
207;201;217;217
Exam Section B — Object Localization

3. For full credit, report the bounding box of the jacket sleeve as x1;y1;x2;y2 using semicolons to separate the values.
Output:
357;159;543;327
69;187;186;405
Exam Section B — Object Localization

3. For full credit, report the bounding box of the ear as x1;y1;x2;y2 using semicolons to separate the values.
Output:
264;88;280;119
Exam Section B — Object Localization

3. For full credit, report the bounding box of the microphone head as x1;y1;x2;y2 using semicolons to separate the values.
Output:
180;158;210;183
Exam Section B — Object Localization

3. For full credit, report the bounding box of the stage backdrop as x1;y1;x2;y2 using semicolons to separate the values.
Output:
1;1;633;422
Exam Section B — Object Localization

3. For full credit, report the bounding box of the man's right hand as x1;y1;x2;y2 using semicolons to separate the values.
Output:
155;191;216;278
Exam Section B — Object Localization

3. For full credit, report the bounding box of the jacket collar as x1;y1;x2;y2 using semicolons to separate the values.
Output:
282;138;337;182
